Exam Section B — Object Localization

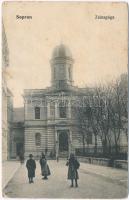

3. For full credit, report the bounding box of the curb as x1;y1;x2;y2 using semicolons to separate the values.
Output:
2;163;21;190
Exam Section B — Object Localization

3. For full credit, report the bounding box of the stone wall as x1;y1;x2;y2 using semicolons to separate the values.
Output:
78;156;128;170
47;126;55;153
114;160;128;170
24;127;47;158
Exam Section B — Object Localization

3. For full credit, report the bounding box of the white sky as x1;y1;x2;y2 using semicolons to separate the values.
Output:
3;2;128;107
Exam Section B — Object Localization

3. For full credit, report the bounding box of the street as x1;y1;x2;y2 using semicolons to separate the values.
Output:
3;160;128;198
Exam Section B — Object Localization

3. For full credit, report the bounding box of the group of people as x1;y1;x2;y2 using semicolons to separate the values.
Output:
26;153;50;183
26;153;80;187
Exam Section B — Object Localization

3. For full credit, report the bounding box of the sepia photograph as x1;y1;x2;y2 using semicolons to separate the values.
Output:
2;1;128;198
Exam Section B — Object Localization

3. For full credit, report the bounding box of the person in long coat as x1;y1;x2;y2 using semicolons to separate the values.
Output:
40;153;51;180
26;154;36;183
66;153;80;187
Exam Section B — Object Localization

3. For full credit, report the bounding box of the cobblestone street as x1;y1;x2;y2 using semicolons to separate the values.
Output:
3;160;128;199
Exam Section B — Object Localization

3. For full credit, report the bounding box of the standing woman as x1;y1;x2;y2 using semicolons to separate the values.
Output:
40;153;51;180
66;153;80;187
26;154;36;183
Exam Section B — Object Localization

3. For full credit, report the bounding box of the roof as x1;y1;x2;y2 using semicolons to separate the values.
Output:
52;44;72;59
13;107;24;122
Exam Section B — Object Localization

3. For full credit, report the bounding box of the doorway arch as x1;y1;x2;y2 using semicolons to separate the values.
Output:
59;131;69;152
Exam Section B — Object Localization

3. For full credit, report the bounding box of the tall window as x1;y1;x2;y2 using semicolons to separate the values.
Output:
35;107;40;119
58;80;66;89
59;102;67;118
35;133;41;146
60;65;64;77
53;67;56;79
68;67;71;79
87;134;92;145
50;102;55;117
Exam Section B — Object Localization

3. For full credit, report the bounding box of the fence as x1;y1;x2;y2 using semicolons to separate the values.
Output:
75;146;128;160
78;156;128;170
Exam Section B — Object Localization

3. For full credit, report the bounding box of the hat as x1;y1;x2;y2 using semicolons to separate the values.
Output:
29;154;33;158
42;154;46;159
42;152;45;156
70;153;75;158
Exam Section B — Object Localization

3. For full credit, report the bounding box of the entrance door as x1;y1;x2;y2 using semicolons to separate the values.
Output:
16;143;24;156
59;131;69;152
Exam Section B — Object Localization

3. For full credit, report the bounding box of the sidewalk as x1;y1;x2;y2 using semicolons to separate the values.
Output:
2;160;21;189
80;162;128;182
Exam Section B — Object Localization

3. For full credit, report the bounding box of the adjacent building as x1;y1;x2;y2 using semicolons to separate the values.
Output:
10;108;24;159
2;24;13;161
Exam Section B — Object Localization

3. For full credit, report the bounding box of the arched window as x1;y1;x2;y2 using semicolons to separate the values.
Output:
35;107;40;119
59;102;67;118
35;133;41;146
50;102;55;117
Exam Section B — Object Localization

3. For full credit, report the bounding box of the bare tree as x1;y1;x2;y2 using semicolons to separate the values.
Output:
73;73;127;158
109;74;128;155
73;95;91;155
92;85;112;156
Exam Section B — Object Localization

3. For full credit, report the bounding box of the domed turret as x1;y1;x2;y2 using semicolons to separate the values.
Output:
50;44;74;89
52;44;72;59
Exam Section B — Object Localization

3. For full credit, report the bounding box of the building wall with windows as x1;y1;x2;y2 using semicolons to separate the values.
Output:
7;89;14;159
2;80;8;161
10;108;24;159
23;44;98;158
2;23;13;161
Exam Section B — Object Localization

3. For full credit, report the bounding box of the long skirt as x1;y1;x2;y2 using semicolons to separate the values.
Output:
42;164;51;176
67;166;79;180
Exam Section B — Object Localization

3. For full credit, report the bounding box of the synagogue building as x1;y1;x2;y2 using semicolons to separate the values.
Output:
23;44;97;158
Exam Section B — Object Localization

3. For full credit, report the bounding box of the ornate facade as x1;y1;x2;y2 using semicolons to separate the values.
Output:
23;44;96;158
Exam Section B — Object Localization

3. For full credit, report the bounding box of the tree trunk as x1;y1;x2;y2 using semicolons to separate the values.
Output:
102;137;107;156
82;134;85;156
94;134;97;155
115;144;118;156
114;128;121;156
